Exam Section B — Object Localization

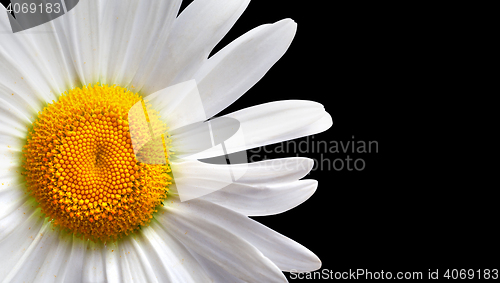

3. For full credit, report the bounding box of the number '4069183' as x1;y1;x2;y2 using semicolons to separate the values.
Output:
443;269;498;280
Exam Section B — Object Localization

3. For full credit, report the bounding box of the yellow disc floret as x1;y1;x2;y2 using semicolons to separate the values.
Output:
22;84;171;242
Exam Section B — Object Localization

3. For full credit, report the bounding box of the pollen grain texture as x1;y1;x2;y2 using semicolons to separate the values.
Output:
22;84;171;242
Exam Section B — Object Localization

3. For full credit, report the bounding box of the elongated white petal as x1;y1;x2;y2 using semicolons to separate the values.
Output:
0;109;25;186
136;0;250;94
28;233;84;283
2;226;86;283
195;18;297;118
0;195;37;242
0;106;27;218
0;7;59;113
136;221;213;282
2;18;78;99
160;202;287;282
187;247;247;283
170;157;315;206
99;0;181;88
102;241;123;283
103;238;157;283
86;223;214;283
170;157;313;193
0;88;36;126
0;208;48;280
201;179;318;216
173;100;332;158
223;100;331;154
289;110;333;139
0;98;30;142
147;80;207;132
0;182;28;223
0;99;34;231
54;0;102;86
82;241;106;283
164;198;321;273
50;236;88;283
22;14;83;95
0;52;48;279
3;223;65;282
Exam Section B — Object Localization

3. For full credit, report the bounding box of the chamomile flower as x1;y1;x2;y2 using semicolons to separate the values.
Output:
0;0;332;282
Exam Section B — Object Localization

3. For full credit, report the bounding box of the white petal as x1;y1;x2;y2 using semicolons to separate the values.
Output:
54;0;102;86
0;109;27;215
0;100;32;229
0;7;58;113
136;0;250;94
302;110;333;134
201;179;318;216
180;157;313;184
0;195;37;240
99;0;181;88
232;157;314;184
32;233;84;283
6;229;90;283
187;247;247;283
164;198;321;273
160;201;287;282
223;100;332;154
195;18;297;118
170;157;314;198
135;221;213;282
170;157;316;208
103;238;156;283
0;121;25;184
147;80;207;131
82;241;106;283
1;0;101;97
102;223;214;283
0;97;30;143
102;241;123;283
0;210;50;281
3;223;62;282
50;236;88;283
0;86;37;125
174;100;332;157
0;182;29;223
17;17;80;95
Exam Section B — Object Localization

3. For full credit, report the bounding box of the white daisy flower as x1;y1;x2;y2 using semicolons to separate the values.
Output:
0;0;332;282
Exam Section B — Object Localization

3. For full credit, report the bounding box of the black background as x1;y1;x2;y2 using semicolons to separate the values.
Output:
1;0;496;280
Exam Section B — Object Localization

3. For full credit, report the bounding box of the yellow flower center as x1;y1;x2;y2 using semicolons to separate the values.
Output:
22;84;171;242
